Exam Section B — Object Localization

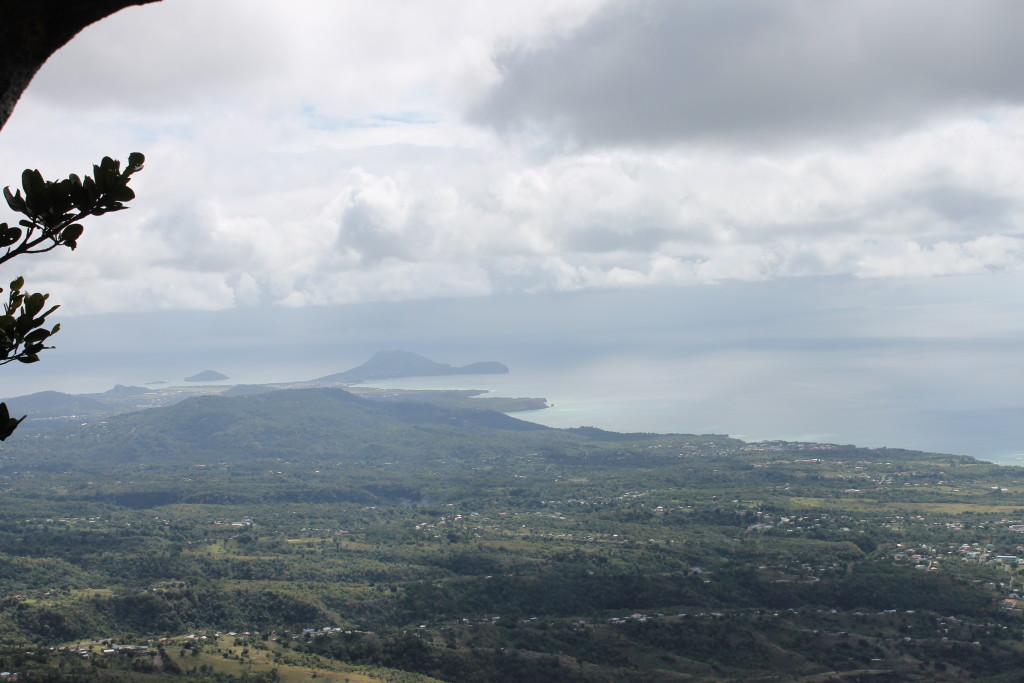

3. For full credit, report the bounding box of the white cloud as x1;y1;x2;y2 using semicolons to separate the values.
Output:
0;0;1022;317
856;234;1024;278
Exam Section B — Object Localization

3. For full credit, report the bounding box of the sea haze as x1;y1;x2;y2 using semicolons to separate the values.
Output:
363;344;1024;465
2;276;1022;464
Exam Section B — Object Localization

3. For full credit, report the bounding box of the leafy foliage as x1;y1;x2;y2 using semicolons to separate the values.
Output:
0;275;59;367
0;153;144;439
0;153;145;262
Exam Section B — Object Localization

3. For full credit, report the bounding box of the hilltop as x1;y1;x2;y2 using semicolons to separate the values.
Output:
316;350;509;382
185;369;230;382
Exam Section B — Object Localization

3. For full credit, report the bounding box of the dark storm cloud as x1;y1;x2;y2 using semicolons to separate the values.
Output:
472;0;1024;147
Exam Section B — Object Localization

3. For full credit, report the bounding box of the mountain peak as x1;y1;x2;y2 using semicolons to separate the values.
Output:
185;370;230;382
317;351;509;383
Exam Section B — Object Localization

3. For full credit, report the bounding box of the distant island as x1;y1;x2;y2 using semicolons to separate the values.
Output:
316;350;509;383
185;370;230;382
0;351;542;432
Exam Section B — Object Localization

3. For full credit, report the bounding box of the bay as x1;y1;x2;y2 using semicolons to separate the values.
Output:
364;348;1024;466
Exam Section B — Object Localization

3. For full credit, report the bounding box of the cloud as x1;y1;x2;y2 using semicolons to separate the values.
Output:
472;0;1024;148
15;115;1024;315
25;1;290;114
21;0;602;123
6;1;1024;460
1;0;1023;318
856;234;1024;278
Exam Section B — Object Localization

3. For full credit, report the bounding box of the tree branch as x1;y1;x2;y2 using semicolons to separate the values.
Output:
0;0;164;130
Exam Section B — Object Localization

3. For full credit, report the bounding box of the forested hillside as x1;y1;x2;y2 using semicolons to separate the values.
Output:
0;389;1023;680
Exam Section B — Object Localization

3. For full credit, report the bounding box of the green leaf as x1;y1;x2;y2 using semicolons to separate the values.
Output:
21;168;44;196
3;186;26;214
10;277;24;291
127;152;145;173
48;180;73;216
22;292;46;317
100;157;119;175
21;171;47;216
109;186;135;202
24;328;50;344
21;169;47;216
60;224;84;244
67;175;89;212
0;225;21;247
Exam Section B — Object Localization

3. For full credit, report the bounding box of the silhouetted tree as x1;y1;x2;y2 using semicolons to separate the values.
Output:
0;153;144;438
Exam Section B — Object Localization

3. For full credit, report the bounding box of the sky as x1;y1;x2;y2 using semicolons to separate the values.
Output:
0;0;1023;457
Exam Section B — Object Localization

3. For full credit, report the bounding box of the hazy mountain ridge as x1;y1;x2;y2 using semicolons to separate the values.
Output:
316;350;509;382
0;351;537;433
20;387;551;469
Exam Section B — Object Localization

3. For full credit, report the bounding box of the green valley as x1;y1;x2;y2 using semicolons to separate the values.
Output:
0;388;1022;680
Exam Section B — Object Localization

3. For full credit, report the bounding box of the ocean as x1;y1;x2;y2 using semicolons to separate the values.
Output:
4;343;1022;466
3;281;1022;466
363;349;1024;467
